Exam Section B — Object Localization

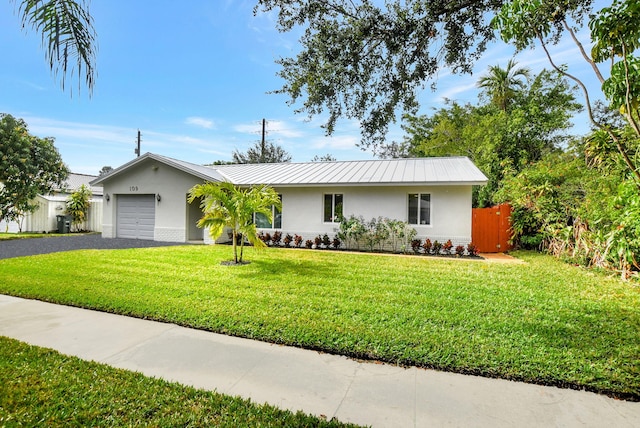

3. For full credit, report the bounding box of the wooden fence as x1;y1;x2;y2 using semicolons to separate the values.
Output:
471;203;512;253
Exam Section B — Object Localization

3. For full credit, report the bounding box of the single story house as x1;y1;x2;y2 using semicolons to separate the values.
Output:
90;153;487;247
0;173;103;233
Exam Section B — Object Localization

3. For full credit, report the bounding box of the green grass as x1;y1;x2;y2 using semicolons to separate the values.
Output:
0;232;93;240
0;337;358;427
0;245;638;400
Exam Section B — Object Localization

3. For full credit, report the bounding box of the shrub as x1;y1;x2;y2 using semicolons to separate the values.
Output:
442;239;453;255
294;234;303;248
467;243;479;256
322;233;331;248
65;185;92;232
455;245;465;256
422;239;432;254
313;235;322;248
272;231;282;247
305;239;313;249
283;234;293;247
432;240;443;255
411;239;422;254
331;237;341;249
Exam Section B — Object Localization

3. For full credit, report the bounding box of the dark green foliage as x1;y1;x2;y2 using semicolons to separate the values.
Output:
0;114;69;228
232;141;292;164
256;0;511;149
398;68;581;207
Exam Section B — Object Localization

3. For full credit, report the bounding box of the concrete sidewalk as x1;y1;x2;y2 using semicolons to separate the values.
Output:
1;294;638;427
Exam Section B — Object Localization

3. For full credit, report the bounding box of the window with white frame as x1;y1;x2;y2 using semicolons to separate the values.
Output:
254;195;282;228
323;193;343;223
408;193;431;225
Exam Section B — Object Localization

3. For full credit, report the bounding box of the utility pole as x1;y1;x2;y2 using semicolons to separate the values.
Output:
134;129;141;157
260;118;266;163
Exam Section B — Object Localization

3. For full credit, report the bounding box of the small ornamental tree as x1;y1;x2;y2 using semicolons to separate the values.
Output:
0;114;69;229
188;182;281;264
66;184;92;231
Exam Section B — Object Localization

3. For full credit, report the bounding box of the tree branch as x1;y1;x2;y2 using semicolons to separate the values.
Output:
537;33;640;185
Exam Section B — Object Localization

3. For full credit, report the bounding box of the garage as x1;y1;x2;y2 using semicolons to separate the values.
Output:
116;195;156;240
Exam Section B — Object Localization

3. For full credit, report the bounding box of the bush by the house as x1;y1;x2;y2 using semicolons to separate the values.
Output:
253;214;479;257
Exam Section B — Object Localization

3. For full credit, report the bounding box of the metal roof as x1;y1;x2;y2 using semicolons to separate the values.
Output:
91;153;488;187
90;153;225;186
215;157;488;186
59;173;102;195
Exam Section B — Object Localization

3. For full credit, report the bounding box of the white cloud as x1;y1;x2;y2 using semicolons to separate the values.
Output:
311;135;360;150
185;116;216;129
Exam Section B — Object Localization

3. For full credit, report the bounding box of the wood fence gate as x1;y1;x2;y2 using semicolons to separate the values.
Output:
472;203;512;253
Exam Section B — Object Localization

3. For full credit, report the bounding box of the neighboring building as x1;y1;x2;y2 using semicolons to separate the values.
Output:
0;173;103;233
90;153;488;246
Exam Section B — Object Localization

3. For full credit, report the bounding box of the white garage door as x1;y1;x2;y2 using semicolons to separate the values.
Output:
116;195;156;240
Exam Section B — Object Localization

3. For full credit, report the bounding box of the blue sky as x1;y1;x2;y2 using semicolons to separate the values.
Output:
0;0;607;175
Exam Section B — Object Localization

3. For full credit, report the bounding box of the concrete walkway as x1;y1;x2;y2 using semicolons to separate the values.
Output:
1;294;638;428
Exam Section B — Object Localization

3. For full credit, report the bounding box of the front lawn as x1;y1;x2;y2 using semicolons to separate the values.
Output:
0;246;638;400
0;337;357;427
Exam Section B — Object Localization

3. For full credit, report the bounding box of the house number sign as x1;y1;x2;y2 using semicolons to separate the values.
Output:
129;186;139;191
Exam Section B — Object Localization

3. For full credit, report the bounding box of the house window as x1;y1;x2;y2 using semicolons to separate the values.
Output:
254;195;282;229
408;193;431;225
324;194;343;223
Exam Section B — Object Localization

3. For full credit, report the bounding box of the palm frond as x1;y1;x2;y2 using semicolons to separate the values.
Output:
16;0;97;96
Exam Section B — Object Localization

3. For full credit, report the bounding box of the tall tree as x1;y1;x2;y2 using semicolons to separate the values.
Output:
0;113;70;227
232;141;292;164
255;0;594;151
494;0;640;186
399;69;581;206
477;59;530;111
188;182;281;264
13;0;97;95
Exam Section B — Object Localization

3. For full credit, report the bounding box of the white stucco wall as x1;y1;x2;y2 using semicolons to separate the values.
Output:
100;158;201;242
262;185;473;247
98;158;475;246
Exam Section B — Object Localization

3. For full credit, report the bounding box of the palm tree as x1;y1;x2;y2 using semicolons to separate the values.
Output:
477;59;530;111
188;182;282;264
15;0;97;95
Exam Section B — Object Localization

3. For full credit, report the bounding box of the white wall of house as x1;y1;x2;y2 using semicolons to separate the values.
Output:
97;159;474;247
261;185;473;246
100;158;200;242
0;196;103;233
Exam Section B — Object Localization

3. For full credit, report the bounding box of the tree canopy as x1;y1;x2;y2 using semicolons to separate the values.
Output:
232;141;292;164
398;67;581;206
255;0;594;151
0;113;69;226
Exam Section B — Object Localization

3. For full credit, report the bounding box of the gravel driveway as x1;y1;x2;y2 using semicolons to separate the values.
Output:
0;234;187;260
